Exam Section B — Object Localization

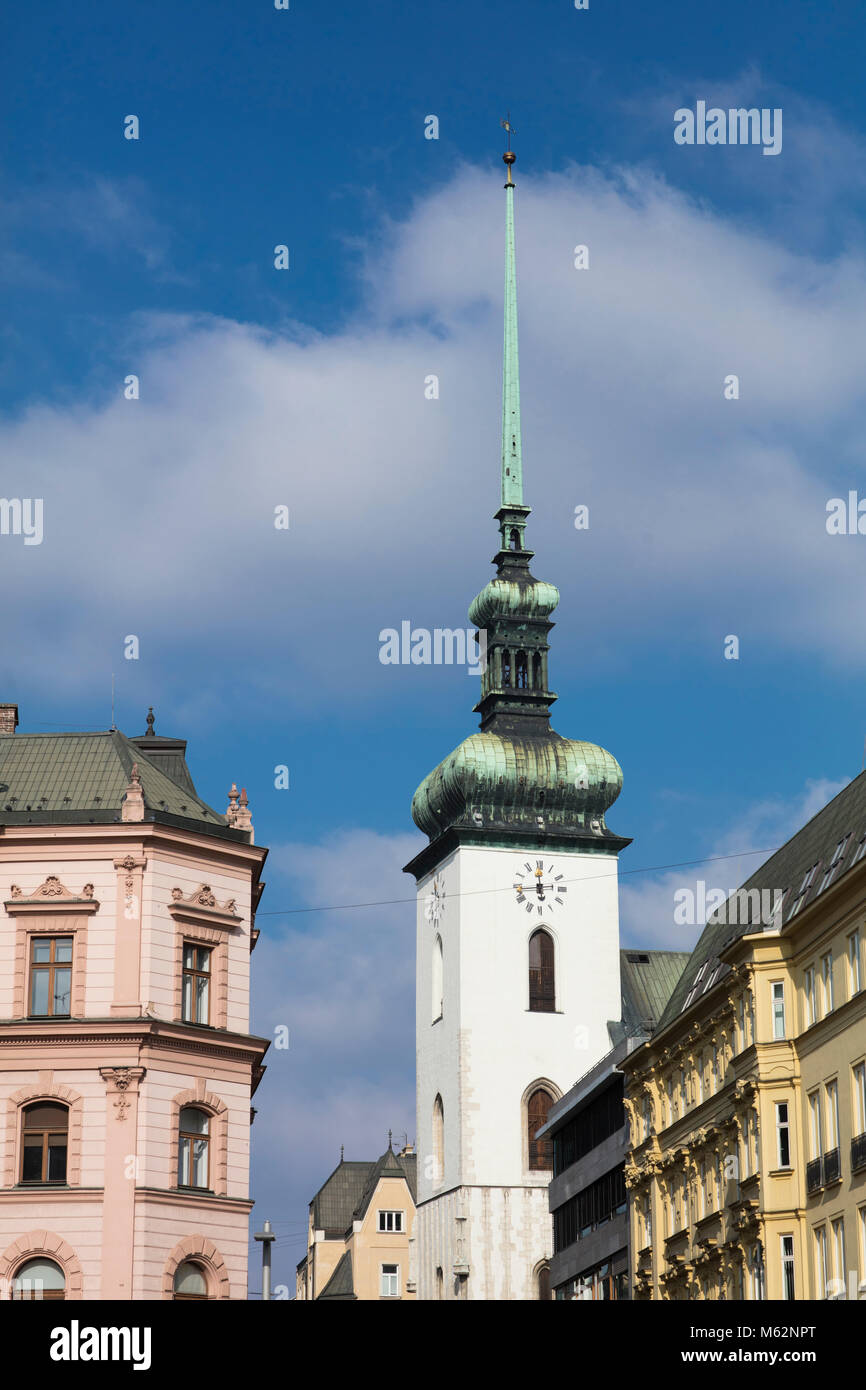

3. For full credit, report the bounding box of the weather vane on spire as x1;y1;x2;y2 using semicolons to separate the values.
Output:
501;114;516;183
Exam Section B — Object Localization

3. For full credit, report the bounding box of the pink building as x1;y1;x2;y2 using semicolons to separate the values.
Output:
0;703;268;1300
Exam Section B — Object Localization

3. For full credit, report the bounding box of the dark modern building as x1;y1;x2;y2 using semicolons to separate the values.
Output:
541;949;688;1299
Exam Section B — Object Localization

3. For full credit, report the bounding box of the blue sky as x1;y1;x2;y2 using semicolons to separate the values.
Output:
3;0;866;1291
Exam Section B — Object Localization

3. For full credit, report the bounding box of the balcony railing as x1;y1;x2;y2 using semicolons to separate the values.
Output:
806;1149;843;1193
806;1158;823;1194
852;1132;866;1173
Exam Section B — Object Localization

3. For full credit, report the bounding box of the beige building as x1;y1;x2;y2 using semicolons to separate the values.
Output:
296;1143;416;1300
621;775;866;1300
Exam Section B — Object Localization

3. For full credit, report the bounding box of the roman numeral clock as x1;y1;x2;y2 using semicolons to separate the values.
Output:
512;859;568;915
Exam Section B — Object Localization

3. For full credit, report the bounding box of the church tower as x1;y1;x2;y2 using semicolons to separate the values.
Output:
405;132;630;1301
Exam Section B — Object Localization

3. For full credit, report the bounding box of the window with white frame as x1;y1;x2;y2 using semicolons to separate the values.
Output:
804;966;817;1027
772;982;786;1039
854;1062;866;1137
854;831;866;865
809;1091;823;1161
825;1080;840;1152
749;1244;765;1301
781;1234;795;1300
776;1102;791;1169
377;1210;404;1233
849;930;862;997
818;836;850;894
813;1226;828;1298
380;1264;399;1297
831;1218;846;1297
821;952;834;1014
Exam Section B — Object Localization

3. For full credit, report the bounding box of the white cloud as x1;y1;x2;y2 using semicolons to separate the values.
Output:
4;150;866;717
620;776;849;951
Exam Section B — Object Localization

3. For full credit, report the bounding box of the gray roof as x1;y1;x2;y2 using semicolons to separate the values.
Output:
310;1149;417;1237
656;773;866;1034
311;1161;373;1235
620;949;692;1032
0;728;243;840
317;1251;356;1300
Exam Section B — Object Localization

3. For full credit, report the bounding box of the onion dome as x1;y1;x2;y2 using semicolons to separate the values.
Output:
468;576;559;629
411;730;623;841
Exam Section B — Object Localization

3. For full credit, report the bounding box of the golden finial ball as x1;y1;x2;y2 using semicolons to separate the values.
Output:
503;151;516;166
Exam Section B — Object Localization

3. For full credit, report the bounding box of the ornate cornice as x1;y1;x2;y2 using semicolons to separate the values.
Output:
4;875;99;914
167;884;241;930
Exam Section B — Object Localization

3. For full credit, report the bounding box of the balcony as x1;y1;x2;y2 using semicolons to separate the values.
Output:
852;1132;866;1174
824;1147;841;1185
806;1158;823;1194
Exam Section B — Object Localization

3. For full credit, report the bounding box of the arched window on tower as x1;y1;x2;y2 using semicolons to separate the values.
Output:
528;929;555;1012
432;935;443;1022
527;1088;555;1171
432;1095;444;1187
502;650;512;687
516;651;528;689
532;652;542;689
509;527;520;551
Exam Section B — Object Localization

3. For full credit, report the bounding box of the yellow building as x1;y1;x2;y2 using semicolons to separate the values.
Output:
621;777;866;1300
296;1143;416;1300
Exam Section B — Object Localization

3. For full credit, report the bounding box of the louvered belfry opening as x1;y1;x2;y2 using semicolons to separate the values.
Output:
528;928;555;1012
528;1088;554;1170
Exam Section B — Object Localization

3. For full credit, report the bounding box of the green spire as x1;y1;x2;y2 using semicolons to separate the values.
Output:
501;157;523;508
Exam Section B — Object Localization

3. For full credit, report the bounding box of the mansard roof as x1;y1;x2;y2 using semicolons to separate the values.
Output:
656;772;866;1034
310;1149;417;1237
0;728;242;840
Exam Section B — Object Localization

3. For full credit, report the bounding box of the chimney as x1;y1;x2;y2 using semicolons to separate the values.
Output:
0;704;19;734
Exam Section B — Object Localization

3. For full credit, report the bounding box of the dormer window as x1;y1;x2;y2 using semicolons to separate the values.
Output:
818;836;850;894
788;863;819;919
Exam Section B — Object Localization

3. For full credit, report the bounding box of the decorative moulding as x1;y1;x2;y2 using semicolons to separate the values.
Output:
167;884;241;930
4;876;99;914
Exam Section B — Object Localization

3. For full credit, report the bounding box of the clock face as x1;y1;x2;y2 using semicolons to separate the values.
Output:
512;858;568;915
424;875;446;926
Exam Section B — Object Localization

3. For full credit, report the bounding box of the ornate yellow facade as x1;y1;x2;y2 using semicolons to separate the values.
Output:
621;794;866;1301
